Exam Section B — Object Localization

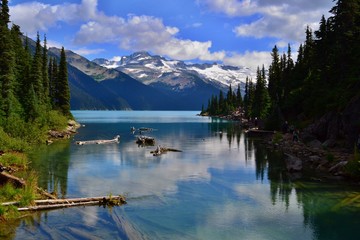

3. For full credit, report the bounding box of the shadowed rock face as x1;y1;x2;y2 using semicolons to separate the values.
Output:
303;95;360;149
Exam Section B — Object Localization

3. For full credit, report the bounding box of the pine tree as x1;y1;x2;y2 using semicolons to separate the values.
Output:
0;0;10;27
268;45;281;106
48;57;59;108
0;0;17;118
236;84;243;108
252;66;270;120
42;35;50;108
29;32;44;107
56;47;71;116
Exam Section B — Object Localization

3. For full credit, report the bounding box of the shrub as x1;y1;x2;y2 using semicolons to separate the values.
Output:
18;172;38;207
272;132;283;144
0;152;28;168
0;127;28;152
0;183;21;202
345;145;360;178
47;110;68;131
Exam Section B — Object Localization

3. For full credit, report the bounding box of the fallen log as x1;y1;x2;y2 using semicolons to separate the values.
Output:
17;201;101;211
0;172;57;199
33;196;126;205
0;171;26;188
5;195;127;211
76;135;120;145
150;145;182;156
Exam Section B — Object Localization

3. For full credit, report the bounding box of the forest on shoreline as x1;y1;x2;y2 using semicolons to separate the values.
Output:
203;0;359;140
0;0;71;219
202;0;360;178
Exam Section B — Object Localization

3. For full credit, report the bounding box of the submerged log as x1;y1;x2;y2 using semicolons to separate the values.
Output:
136;136;155;145
150;145;182;156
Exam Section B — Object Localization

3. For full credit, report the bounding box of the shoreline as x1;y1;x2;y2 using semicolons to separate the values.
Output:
266;132;358;183
202;111;359;184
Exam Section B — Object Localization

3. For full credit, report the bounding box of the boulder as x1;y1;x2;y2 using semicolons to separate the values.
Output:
284;153;302;172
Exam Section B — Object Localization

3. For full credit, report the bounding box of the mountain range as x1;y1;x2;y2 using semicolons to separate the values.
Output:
48;48;255;110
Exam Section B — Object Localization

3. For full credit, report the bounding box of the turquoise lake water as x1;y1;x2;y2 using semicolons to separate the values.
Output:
6;111;360;239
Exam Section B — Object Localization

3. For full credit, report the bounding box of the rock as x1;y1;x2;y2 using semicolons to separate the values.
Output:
309;155;321;162
328;161;347;174
284;153;302;172
307;140;322;149
302;95;360;149
322;138;337;148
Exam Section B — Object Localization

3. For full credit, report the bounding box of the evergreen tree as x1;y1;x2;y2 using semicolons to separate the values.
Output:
48;57;59;108
42;35;50;108
252;66;270;119
218;90;225;114
29;32;44;109
56;47;71;116
268;45;281;106
0;0;10;27
0;0;17;118
236;84;243;108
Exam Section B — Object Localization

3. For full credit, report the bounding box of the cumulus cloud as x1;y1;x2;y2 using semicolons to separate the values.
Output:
197;0;334;42
223;51;271;70
10;0;224;62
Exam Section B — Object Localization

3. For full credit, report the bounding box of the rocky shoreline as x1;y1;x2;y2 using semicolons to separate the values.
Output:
266;132;356;182
47;119;81;144
202;110;359;183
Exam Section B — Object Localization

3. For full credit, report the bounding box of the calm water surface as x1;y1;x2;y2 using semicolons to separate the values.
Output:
4;111;360;239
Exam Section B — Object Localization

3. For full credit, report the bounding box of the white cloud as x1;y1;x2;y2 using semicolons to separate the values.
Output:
73;47;105;56
9;0;332;67
223;51;271;70
10;0;224;63
197;0;334;42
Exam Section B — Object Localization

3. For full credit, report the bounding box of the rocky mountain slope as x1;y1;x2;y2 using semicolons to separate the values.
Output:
93;51;255;94
47;47;255;110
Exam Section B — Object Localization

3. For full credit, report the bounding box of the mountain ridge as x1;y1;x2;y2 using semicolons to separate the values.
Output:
47;46;255;110
93;51;255;91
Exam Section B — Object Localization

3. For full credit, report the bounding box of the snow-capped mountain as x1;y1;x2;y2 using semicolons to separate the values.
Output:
93;51;255;92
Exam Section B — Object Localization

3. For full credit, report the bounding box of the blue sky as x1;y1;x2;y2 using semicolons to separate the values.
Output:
8;0;334;69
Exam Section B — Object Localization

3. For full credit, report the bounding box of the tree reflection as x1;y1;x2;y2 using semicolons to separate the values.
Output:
29;140;71;198
244;135;360;239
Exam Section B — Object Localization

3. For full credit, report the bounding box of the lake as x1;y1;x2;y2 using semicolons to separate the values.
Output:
4;111;360;239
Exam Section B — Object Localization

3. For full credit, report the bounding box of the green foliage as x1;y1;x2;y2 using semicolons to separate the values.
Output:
0;127;28;152
345;145;360;177
0;152;28;168
19;172;37;207
204;84;243;116
0;183;21;202
47;110;68;131
0;1;72;218
56;47;71;116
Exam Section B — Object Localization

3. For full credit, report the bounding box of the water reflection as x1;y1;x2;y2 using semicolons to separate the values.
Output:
29;140;71;198
7;111;360;239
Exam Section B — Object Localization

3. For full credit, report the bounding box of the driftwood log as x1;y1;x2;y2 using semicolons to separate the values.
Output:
2;195;127;211
76;135;120;145
150;145;182;156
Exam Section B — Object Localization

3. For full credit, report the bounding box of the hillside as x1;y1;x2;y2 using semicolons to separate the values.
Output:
49;49;252;110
